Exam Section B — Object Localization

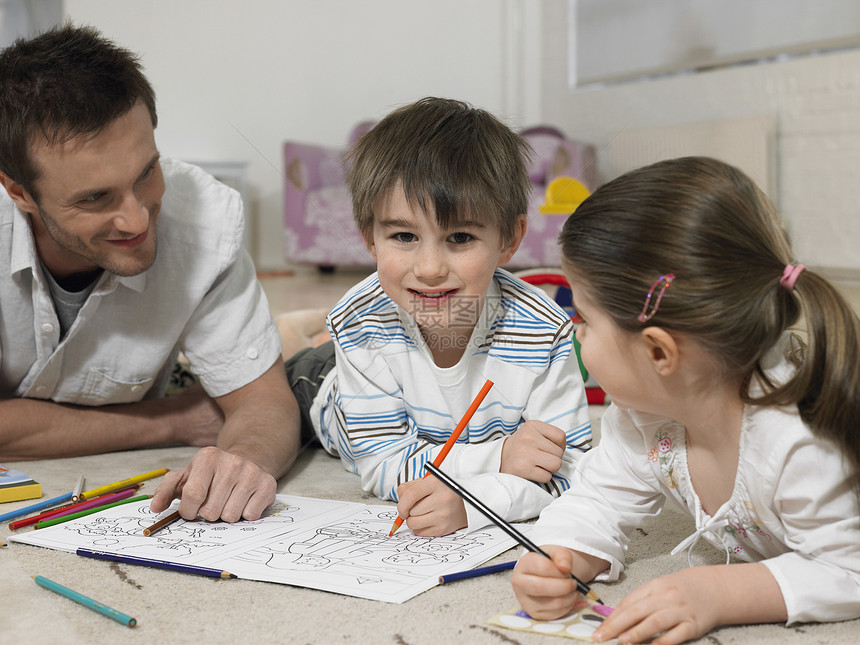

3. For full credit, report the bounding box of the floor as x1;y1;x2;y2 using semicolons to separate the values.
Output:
260;265;373;316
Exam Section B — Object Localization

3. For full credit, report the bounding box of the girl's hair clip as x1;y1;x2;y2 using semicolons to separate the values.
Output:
637;274;675;323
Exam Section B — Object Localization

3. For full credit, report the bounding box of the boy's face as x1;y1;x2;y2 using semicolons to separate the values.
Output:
366;186;524;338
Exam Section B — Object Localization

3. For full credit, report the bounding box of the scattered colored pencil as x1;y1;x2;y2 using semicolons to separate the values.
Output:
8;485;143;530
35;495;150;529
425;462;603;604
143;510;182;536
33;575;137;628
0;491;74;524
72;474;85;502
77;548;237;579
388;379;494;536
439;560;516;584
42;487;139;523
79;468;168;500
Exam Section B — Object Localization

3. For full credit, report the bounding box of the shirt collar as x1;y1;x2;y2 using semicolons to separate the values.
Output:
10;205;37;275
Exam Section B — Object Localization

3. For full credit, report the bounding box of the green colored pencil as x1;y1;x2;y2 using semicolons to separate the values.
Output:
33;575;136;627
35;495;150;529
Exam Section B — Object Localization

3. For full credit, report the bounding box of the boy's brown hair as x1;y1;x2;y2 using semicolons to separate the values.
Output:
346;97;531;245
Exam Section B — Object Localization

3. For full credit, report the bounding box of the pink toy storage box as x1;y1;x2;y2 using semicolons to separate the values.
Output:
283;123;597;269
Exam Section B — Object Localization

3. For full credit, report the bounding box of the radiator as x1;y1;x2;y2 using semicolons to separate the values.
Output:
606;115;777;201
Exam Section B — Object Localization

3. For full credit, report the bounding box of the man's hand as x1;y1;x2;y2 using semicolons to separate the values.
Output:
500;420;566;482
395;476;467;536
150;361;301;524
150;446;276;522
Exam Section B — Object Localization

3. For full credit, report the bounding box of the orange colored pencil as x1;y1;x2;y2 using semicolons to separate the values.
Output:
388;379;493;536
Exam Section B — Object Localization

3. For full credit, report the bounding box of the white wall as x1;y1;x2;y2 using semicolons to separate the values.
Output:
64;0;542;271
541;0;860;277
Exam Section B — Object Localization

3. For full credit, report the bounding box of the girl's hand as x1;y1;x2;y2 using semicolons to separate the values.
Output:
592;567;722;644
593;563;787;644
395;476;467;536
511;546;582;619
500;420;566;482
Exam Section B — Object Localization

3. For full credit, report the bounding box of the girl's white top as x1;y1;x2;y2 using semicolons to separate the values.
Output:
530;338;860;624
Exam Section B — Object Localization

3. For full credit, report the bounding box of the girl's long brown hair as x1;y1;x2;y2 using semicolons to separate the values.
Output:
560;156;860;497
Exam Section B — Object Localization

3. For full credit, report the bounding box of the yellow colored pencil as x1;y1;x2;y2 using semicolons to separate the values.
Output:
80;468;168;500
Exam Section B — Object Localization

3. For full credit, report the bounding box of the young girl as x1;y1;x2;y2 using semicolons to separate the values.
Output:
511;156;860;644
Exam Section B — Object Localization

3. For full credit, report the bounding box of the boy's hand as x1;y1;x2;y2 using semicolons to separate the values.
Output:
395;476;467;536
512;546;582;619
500;420;566;482
591;568;722;645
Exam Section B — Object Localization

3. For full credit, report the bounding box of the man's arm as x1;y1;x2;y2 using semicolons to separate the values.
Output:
150;360;301;523
0;384;224;460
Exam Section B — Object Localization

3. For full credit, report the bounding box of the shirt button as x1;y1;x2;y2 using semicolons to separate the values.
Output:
36;385;47;394
41;323;54;333
247;348;259;360
130;385;142;393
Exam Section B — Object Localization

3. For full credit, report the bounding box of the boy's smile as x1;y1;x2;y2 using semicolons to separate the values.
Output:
366;185;524;363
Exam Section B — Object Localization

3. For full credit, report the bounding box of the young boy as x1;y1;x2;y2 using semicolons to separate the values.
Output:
286;97;591;535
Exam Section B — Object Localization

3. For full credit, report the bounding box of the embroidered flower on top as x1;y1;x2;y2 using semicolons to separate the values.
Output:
653;428;679;489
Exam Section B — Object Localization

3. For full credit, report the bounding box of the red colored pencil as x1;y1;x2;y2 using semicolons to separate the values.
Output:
388;379;494;536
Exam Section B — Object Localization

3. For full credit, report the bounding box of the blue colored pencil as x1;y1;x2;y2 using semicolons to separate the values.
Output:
77;548;238;579
0;491;73;523
33;575;137;627
438;560;516;584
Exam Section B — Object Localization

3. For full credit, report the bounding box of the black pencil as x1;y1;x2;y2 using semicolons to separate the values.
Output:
424;462;603;604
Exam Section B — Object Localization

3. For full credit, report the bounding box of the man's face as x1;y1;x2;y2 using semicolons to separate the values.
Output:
25;102;164;279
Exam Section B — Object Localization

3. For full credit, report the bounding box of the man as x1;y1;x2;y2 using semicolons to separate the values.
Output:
0;24;300;523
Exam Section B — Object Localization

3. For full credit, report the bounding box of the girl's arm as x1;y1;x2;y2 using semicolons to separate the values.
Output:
592;562;786;645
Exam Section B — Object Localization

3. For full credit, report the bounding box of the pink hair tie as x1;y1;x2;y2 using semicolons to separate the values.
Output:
637;274;675;323
780;263;805;291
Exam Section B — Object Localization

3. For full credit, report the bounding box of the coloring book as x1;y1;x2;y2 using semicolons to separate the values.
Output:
10;494;519;603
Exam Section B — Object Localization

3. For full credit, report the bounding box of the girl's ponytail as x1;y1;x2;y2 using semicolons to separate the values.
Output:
753;270;860;497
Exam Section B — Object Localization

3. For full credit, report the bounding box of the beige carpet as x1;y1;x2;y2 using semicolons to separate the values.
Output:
2;440;858;645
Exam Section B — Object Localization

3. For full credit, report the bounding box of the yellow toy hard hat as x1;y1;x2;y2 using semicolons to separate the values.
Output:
539;176;590;215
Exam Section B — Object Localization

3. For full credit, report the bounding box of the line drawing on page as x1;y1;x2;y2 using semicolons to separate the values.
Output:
12;494;519;603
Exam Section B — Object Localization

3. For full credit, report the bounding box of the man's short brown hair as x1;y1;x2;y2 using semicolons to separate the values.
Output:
0;22;157;198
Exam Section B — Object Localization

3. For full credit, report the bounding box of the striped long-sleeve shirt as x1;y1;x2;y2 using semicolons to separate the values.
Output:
309;268;592;530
